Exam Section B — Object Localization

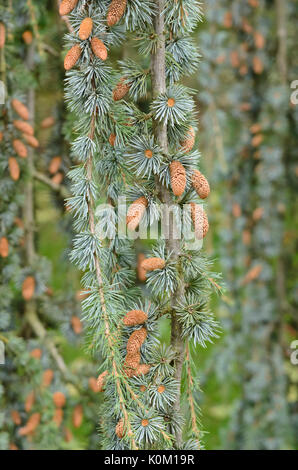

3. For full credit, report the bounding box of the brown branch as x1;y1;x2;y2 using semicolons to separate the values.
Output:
151;0;185;448
85;111;138;450
186;343;201;449
34;170;70;198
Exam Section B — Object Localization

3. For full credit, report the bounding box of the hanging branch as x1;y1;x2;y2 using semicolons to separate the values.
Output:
150;0;185;447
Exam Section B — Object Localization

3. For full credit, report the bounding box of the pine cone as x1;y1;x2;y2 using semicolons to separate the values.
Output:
242;264;262;285
72;404;83;428
88;377;99;393
8;157;20;181
115;418;124;439
126;196;148;231
71;315;82;334
49;156;62;174
41;116;55;128
79;17;93;40
13;139;28;158
0;237;9;257
53;391;66;408
126;328;147;354
30;348;42;360
170;160;186;196
59;0;78;16
23;133;39;148
22;276;35;301
190;203;209;240
11;99;29;121
135;364;151;377
13;120;34;136
191;170;210;199
0;23;5;49
42;369;54;388
141;257;165;271
64;44;81;71
181;126;195;153
22;31;33;45
107;0;127;27
113;77;130;101
52;172;64;185
137;253;147;282
19;413;40;436
91;37;108;61
124;351;141;377
123;310;148;326
97;370;108;392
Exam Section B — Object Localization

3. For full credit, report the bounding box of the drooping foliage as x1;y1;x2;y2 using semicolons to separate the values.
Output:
63;0;221;450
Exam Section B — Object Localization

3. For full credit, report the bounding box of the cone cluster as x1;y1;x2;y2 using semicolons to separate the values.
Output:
124;327;150;378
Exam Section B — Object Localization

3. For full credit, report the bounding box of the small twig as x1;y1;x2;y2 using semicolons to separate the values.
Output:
34;170;70;198
186;343;201;449
25;308;69;377
0;333;9;344
57;0;75;33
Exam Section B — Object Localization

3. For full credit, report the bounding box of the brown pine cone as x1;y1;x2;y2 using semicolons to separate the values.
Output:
123;310;148;326
126;328;147;354
97;370;109;392
126;196;148;231
190;203;209;240
91;37;108;61
59;0;78;16
191;170;210;199
11;99;29;121
170;161;186;196
181;126;195;153
113;77;130;101
107;0;127;27
141;257;165;271
64;44;81;71
79;18;93;40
